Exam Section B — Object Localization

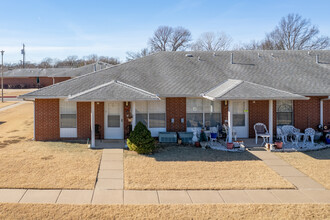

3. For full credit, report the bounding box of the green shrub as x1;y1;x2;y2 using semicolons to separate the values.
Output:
127;122;155;154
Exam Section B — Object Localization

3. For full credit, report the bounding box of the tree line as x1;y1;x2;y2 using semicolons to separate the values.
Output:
5;54;120;69
126;13;330;61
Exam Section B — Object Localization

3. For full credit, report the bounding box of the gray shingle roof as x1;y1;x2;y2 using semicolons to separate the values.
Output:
4;68;72;77
68;80;159;101
21;50;330;100
4;62;111;78
53;62;111;77
202;79;308;100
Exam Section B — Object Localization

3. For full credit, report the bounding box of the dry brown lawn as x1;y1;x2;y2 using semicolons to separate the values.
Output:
124;145;294;190
3;89;37;97
0;101;18;109
277;148;330;189
0;102;102;189
0;203;329;220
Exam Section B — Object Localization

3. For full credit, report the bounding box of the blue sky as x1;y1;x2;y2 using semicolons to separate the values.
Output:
1;0;329;63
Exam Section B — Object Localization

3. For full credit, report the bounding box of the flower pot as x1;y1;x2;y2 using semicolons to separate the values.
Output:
227;143;233;149
195;142;201;147
275;141;283;149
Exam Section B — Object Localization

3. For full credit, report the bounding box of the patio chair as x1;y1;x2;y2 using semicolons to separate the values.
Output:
281;125;296;142
276;127;287;143
303;128;315;144
223;124;237;143
254;123;270;145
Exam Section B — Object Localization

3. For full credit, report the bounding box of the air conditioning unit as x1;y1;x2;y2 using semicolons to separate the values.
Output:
159;132;177;143
178;132;193;144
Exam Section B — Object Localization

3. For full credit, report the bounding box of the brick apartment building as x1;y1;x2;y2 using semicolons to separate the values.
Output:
21;51;330;147
4;62;111;88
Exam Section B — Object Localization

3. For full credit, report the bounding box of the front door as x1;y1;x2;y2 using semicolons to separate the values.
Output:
104;102;124;139
232;100;249;138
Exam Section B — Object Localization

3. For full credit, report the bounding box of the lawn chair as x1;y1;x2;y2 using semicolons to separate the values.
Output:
303;128;315;144
254;123;270;145
276;127;287;143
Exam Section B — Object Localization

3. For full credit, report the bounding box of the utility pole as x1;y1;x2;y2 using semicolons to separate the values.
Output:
1;50;4;103
21;44;25;68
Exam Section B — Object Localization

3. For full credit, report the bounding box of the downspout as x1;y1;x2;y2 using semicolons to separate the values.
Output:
52;77;55;85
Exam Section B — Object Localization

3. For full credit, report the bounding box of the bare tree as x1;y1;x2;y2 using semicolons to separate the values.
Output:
126;48;151;61
39;57;54;68
170;27;192;51
241;14;330;50
191;32;232;51
99;56;120;65
149;26;192;52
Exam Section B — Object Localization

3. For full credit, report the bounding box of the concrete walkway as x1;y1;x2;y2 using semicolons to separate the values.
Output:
0;101;25;112
249;149;325;190
0;141;329;205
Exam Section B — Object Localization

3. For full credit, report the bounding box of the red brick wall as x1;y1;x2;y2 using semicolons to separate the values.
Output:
249;100;269;138
77;102;91;139
294;96;327;131
35;99;60;141
324;100;330;125
95;102;104;139
221;101;228;124
4;77;71;88
123;102;132;139
166;98;186;132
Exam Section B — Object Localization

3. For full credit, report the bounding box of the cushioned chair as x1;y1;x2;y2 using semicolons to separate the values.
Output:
254;123;270;145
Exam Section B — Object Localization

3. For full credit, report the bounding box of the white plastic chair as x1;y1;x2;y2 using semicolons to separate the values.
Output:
276;127;287;143
254;123;270;145
303;128;315;144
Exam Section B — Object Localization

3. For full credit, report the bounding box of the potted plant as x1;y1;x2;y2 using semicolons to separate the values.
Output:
275;137;283;149
227;142;234;149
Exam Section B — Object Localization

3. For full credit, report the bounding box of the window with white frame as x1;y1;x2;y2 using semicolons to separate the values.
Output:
60;100;77;128
232;101;245;126
276;100;293;126
135;100;166;128
148;101;166;128
186;98;221;128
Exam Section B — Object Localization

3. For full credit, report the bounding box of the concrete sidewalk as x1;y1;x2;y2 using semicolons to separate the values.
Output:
0;188;329;205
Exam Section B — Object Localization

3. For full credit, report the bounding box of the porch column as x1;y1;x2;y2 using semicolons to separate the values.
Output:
269;100;273;144
91;101;95;148
228;100;233;143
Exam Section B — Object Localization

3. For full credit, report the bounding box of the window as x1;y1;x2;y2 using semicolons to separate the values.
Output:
186;99;221;128
148;101;166;128
276;100;293;126
135;100;166;128
135;101;148;126
204;100;221;127
232;101;245;126
60;100;77;128
187;99;203;127
107;102;121;128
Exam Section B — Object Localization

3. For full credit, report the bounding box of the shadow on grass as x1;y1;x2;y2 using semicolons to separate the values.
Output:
301;148;330;160
137;145;262;162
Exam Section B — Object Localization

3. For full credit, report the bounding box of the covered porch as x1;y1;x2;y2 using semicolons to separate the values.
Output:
202;79;309;144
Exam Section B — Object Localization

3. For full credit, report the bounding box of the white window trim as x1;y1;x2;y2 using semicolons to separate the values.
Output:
186;98;222;131
59;100;77;138
133;100;166;137
276;100;294;126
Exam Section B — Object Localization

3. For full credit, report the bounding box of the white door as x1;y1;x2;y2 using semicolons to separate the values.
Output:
232;100;249;138
104;102;124;139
